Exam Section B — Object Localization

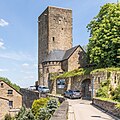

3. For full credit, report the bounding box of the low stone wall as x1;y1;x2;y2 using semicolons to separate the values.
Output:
92;98;120;118
47;94;65;103
20;88;39;108
50;101;69;120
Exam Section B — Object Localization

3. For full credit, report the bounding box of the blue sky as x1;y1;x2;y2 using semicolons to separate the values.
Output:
0;0;117;88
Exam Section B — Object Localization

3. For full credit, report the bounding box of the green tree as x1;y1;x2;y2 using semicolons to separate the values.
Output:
87;3;120;67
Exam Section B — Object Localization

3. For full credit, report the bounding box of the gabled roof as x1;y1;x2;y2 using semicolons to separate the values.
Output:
43;50;65;62
62;45;80;60
43;45;83;63
0;80;22;96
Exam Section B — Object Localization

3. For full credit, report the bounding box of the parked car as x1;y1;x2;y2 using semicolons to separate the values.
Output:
64;90;81;99
28;86;37;91
38;86;50;93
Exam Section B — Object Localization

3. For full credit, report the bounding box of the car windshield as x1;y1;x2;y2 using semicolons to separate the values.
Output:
42;87;48;89
73;90;80;92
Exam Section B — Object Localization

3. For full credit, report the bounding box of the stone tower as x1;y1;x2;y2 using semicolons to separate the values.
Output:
38;6;72;85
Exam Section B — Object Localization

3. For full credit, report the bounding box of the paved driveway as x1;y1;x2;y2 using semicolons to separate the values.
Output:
67;99;119;120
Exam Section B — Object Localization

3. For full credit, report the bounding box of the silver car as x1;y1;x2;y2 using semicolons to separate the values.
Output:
64;90;81;99
38;86;50;93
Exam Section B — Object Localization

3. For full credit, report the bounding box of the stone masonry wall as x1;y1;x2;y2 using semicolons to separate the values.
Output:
38;7;49;85
38;6;73;85
92;98;120;118
68;47;86;71
92;71;120;96
43;61;63;86
70;70;120;98
48;6;72;51
50;101;68;120
20;88;39;108
0;81;22;109
0;98;9;120
61;60;68;72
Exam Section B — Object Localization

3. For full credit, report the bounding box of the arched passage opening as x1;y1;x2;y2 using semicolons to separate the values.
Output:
81;79;91;99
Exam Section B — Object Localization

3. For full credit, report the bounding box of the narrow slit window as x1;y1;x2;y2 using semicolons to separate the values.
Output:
98;77;100;84
52;37;55;42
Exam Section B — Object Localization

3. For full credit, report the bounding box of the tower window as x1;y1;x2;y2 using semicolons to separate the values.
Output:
62;28;63;30
98;77;100;84
52;37;55;42
114;76;117;83
46;68;49;73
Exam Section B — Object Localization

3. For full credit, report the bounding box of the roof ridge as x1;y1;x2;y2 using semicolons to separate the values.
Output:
62;45;80;60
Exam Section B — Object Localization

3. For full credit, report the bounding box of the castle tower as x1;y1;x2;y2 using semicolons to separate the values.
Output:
38;6;73;85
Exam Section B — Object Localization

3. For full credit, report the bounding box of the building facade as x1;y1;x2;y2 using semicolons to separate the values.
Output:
38;6;87;87
0;80;22;119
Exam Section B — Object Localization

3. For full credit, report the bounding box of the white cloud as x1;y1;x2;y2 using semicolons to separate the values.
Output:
0;19;9;27
0;39;6;49
24;75;35;79
22;63;29;67
0;51;34;61
0;68;8;72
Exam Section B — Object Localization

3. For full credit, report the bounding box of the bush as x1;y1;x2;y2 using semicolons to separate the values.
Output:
15;106;35;120
4;114;14;120
46;99;59;115
32;97;49;118
36;98;59;120
96;86;109;98
37;108;51;120
112;85;120;102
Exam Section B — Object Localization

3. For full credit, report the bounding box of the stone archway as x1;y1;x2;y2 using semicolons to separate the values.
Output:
81;79;91;99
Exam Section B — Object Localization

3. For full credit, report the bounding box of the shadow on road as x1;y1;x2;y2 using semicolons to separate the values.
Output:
91;104;119;120
91;115;113;120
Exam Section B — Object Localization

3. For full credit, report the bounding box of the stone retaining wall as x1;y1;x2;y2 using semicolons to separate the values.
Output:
47;94;65;103
20;88;39;108
92;98;120;118
50;101;69;120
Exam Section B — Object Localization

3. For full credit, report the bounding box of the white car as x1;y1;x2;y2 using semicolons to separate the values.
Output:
38;86;50;93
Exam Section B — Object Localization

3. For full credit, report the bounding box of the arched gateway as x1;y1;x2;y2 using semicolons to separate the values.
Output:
81;79;91;99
